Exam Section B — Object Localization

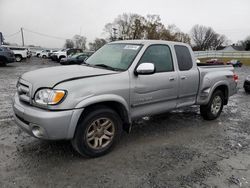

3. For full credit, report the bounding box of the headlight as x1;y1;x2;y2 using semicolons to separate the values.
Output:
34;89;66;106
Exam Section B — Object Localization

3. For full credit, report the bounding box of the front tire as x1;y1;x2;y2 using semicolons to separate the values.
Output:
72;106;122;157
200;90;224;120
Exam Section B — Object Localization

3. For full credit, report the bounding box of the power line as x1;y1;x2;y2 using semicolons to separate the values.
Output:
4;31;21;38
23;28;67;40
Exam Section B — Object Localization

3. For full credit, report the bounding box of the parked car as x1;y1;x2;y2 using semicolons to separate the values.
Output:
35;50;43;57
226;59;242;67
52;48;83;62
244;75;250;93
48;50;57;58
39;50;51;58
0;46;15;66
2;46;28;62
50;49;65;61
60;52;93;65
13;40;238;157
206;59;225;65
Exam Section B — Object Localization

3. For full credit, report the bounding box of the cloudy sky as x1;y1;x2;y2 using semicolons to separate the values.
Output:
0;0;249;48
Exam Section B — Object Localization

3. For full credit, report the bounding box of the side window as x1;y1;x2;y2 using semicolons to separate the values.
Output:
78;55;85;59
138;45;173;73
174;45;193;71
0;48;2;51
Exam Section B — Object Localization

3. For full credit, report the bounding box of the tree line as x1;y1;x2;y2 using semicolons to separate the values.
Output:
65;13;250;51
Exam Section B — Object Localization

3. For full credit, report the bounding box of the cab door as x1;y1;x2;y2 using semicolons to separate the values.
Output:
174;45;199;107
130;44;178;118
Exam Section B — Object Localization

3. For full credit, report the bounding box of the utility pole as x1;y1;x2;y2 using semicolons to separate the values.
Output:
20;27;24;46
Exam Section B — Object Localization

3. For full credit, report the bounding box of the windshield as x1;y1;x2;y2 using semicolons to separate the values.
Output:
86;43;142;71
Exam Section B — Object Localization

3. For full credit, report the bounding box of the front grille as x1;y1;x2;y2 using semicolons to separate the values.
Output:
17;80;31;104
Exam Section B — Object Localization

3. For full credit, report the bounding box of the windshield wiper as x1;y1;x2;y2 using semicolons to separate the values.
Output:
93;64;122;71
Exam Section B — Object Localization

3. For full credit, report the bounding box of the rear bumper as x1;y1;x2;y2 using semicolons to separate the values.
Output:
12;93;84;140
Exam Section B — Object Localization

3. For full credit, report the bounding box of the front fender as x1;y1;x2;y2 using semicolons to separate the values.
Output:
66;94;131;137
74;94;130;113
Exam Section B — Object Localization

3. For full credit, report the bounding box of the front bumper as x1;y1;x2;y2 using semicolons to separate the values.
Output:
12;94;83;140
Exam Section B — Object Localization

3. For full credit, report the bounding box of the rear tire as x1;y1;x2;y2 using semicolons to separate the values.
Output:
200;90;224;120
244;87;250;93
71;106;122;157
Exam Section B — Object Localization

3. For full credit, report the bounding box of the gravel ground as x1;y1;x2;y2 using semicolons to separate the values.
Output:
0;57;250;188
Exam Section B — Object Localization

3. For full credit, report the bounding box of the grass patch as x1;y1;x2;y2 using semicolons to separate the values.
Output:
199;58;250;66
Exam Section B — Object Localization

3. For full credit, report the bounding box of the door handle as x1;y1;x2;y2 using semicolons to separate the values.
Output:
181;76;187;80
169;77;175;81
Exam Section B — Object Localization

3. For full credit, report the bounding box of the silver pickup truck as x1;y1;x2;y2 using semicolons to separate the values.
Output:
13;40;238;157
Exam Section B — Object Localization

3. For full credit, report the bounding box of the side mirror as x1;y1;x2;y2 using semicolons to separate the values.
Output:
135;63;155;75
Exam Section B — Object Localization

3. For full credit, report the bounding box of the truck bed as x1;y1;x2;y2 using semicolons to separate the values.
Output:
196;63;236;105
197;63;232;68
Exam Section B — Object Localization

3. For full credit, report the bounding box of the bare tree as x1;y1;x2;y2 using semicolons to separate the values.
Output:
129;14;146;39
144;14;164;39
89;38;107;51
174;32;191;44
104;13;190;43
104;23;116;41
64;39;74;48
190;25;226;50
73;35;87;50
105;13;146;40
238;36;250;51
160;24;191;44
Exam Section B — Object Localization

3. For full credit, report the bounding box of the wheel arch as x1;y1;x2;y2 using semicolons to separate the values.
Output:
68;95;131;139
214;85;229;105
210;83;229;105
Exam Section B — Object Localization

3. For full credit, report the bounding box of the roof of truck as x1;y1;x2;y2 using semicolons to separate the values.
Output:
110;39;189;46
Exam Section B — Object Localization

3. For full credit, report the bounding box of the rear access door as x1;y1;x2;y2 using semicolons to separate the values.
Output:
174;45;199;107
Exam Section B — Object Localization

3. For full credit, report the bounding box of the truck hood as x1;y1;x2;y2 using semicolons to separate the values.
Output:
21;65;116;93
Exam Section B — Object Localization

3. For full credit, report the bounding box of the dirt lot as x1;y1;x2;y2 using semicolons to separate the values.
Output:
0;57;250;188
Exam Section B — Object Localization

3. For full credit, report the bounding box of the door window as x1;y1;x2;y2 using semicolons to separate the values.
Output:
174;45;193;71
138;45;174;72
